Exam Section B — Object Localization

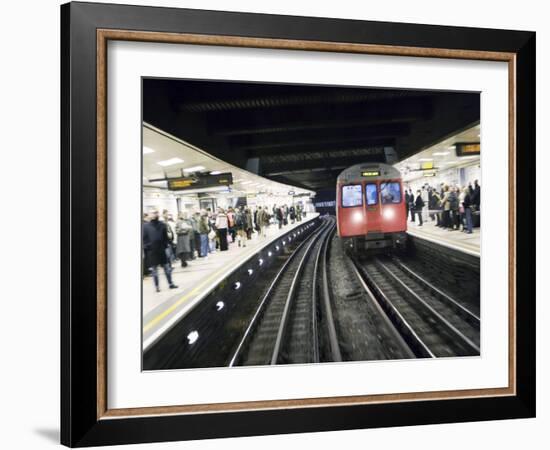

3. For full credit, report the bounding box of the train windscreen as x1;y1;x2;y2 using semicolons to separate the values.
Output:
341;185;363;207
380;182;401;204
365;183;378;206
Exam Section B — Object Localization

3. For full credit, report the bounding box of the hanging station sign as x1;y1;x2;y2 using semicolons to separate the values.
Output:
455;142;481;157
167;172;233;191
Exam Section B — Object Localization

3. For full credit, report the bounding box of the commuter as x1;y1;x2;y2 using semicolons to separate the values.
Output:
245;207;254;240
175;212;192;267
215;208;229;251
191;211;201;259
289;205;296;224
198;210;210;257
404;190;410;218
408;189;415;222
296;203;302;222
448;187;460;230
165;213;177;264
275;206;284;229
142;208;178;292
235;207;247;247
226;207;236;242
458;187;466;231
431;189;442;226
421;186;429;222
462;187;474;234
440;185;451;228
283;205;289;226
472;179;481;210
257;207;269;237
414;190;424;226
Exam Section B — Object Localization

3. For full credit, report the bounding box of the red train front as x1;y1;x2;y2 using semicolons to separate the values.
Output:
336;163;407;252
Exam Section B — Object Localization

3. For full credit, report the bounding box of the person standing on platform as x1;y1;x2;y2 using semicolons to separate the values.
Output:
142;208;178;292
462;186;474;234
448;187;459;231
440;185;451;229
175;212;192;267
289;205;296;224
235;207;247;247
414;190;424;226
257;207;268;238
276;206;283;229
226;207;236;243
408;189;415;222
198;210;210;257
404;190;410;219
472;179;481;210
245;207;254;240
296;203;302;222
215;208;229;251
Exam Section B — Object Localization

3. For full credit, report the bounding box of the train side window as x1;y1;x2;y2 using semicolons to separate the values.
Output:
380;182;402;204
365;183;378;206
341;184;363;207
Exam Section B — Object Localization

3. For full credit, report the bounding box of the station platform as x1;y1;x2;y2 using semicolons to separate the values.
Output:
406;219;480;258
143;213;320;350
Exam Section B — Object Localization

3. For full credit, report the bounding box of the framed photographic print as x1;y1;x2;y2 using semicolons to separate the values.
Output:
61;1;536;447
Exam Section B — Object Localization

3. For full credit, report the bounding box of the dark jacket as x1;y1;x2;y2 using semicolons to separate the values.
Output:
462;193;472;209
414;195;425;210
142;219;169;267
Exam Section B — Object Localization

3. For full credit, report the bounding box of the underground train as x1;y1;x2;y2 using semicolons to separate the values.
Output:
336;163;407;252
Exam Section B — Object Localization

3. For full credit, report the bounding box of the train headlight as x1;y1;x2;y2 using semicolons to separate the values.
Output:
352;211;363;223
382;208;395;220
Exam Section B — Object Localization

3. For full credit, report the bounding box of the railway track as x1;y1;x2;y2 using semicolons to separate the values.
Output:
350;255;480;358
229;217;336;366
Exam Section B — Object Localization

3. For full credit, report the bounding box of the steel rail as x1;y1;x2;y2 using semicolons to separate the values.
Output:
375;258;480;354
228;219;330;367
270;220;334;364
320;224;343;362
350;257;435;358
392;257;480;324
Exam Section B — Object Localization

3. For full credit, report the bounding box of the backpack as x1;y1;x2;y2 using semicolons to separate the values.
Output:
235;212;243;227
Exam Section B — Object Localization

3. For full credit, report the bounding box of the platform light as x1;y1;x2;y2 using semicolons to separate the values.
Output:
240;181;253;185
157;157;183;167
233;281;241;290
448;145;456;150
268;251;272;257
210;170;222;175
247;269;254;275
275;246;280;251
418;158;433;162
432;152;450;156
183;165;205;172
216;301;225;311
259;258;264;266
282;241;286;245
143;146;155;154
187;331;199;345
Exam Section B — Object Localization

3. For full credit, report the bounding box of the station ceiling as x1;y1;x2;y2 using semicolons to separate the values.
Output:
143;79;480;191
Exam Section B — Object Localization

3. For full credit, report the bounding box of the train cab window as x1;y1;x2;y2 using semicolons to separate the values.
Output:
380;182;402;204
365;183;378;206
341;185;363;207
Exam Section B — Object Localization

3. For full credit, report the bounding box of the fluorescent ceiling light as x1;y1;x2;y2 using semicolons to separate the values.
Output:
210;170;222;175
448;145;455;150
418;158;433;162
183;165;205;172
432;152;450;156
240;181;253;185
143;146;155;154
157;157;183;167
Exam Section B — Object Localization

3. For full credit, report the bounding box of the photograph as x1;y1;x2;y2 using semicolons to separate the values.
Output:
141;79;481;370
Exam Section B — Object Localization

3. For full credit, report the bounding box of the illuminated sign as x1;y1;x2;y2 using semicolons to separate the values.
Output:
421;161;434;170
423;170;436;177
361;170;380;177
167;172;233;191
455;142;480;157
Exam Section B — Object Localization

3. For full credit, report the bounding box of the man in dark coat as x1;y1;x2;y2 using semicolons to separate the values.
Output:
414;190;424;226
143;208;178;292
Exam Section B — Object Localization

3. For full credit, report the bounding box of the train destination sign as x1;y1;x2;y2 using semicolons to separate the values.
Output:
455;142;481;157
361;170;380;177
167;172;233;191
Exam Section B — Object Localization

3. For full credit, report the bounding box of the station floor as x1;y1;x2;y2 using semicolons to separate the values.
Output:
406;216;480;257
143;213;320;349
